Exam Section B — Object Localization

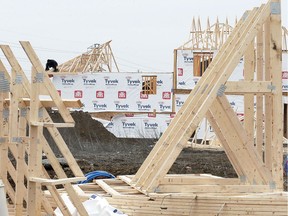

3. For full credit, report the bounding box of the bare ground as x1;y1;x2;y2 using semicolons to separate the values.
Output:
44;111;287;190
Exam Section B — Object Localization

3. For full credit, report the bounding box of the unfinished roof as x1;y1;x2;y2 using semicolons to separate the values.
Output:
57;40;119;73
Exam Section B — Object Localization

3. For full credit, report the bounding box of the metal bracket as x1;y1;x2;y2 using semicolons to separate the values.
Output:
269;181;276;189
239;175;247;183
270;2;281;15
38;107;44;118
0;72;10;92
154;187;160;193
217;84;227;97
12;137;22;143
267;84;276;91
3;108;9;119
0;137;6;143
20;108;28;117
242;11;249;21
35;72;44;83
15;74;22;84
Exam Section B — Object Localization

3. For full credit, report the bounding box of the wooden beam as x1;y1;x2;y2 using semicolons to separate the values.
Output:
156;184;274;193
27;67;43;216
29;177;86;186
269;0;283;189
256;26;265;157
243;42;255;149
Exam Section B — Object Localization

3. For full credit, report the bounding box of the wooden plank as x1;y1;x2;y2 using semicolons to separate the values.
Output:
256;26;264;156
29;177;86;186
30;122;75;127
159;177;240;185
264;18;273;172
9;69;25;216
27;67;43;216
269;0;283;189
156;184;273;193
174;80;273;95
209;96;271;183
0;61;11;203
243;42;255;148
96;179;121;196
225;81;272;94
16;98;82;108
206;110;244;177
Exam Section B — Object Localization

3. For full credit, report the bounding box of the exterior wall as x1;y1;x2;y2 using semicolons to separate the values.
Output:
53;72;173;113
51;53;287;139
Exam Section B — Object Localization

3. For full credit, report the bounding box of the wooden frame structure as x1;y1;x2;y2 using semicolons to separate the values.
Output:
0;41;90;215
1;0;287;215
57;40;119;73
179;17;234;51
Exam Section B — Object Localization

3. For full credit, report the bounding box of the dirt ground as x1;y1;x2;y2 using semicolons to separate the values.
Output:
44;111;287;189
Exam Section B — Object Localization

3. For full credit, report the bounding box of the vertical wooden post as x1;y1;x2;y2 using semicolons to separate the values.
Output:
269;0;283;190
0;63;10;205
27;67;43;216
256;27;264;158
264;18;273;172
244;42;255;147
10;69;26;216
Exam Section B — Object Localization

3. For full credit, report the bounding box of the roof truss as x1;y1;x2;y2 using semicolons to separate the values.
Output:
132;0;283;194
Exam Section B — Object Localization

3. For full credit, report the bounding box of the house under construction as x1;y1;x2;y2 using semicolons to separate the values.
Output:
0;0;287;215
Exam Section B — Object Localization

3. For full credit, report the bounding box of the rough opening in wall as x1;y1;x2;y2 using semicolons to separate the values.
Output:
142;75;157;94
193;52;213;76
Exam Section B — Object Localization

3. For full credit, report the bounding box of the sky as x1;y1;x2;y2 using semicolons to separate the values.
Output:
0;0;287;74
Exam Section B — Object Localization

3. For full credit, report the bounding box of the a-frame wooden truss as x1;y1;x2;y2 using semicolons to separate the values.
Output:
0;42;90;215
131;0;284;193
180;15;288;52
179;17;235;50
57;40;120;73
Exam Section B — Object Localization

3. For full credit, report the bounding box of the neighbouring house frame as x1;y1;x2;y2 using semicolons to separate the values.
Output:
57;40;119;73
173;16;288;139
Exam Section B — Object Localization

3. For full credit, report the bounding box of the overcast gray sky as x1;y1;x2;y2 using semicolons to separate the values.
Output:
0;0;287;73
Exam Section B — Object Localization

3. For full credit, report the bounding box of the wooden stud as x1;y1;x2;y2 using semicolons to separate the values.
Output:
269;0;283;189
256;26;264;156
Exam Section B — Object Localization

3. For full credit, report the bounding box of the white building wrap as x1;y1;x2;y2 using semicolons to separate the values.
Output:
53;72;173;112
102;114;175;138
52;53;287;139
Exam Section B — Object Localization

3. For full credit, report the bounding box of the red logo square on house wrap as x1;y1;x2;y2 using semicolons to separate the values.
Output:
140;92;148;99
162;92;171;100
178;68;183;76
96;91;105;98
74;90;83;98
118;91;126;99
